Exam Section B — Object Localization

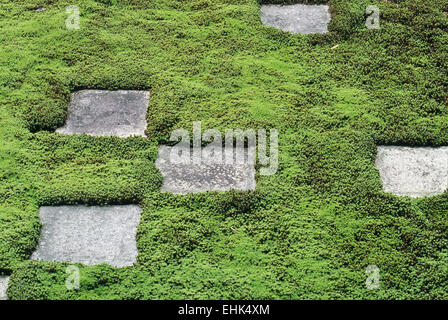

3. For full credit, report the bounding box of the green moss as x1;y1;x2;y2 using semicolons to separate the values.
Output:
1;0;448;299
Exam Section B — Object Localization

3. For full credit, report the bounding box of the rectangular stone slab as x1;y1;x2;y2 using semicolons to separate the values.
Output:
56;90;149;137
375;146;448;197
0;276;9;300
31;205;142;267
260;4;331;34
155;145;256;194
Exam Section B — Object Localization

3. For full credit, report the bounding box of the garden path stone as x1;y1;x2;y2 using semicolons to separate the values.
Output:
0;276;9;300
57;90;149;137
31;205;141;267
155;145;256;194
376;146;448;197
260;4;331;34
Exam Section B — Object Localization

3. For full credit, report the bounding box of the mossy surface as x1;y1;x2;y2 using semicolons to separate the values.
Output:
1;0;448;299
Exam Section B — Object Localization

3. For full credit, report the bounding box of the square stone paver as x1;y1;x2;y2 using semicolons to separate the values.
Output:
56;90;149;137
375;146;448;197
31;205;142;267
0;276;9;300
155;145;256;194
260;4;331;34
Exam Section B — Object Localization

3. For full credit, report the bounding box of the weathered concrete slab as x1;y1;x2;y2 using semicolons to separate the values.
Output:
155;145;256;194
0;276;9;300
260;4;331;34
31;205;142;267
375;146;448;197
57;90;149;137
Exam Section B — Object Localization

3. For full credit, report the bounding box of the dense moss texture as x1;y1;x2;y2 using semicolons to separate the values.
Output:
1;0;448;299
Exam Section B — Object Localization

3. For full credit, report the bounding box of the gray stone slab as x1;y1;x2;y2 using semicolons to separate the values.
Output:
31;205;142;267
57;90;149;137
375;146;448;197
0;276;9;300
260;4;331;34
155;145;256;194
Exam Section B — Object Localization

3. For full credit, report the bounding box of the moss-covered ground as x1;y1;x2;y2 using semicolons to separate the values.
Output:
1;0;448;299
